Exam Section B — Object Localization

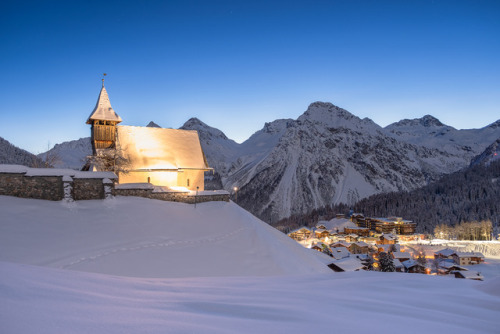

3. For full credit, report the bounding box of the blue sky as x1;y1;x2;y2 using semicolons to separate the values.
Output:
1;0;499;154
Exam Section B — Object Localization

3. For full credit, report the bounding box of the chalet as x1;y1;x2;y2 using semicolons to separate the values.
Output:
434;248;457;260
345;234;359;243
391;251;411;263
452;252;485;266
288;227;312;241
401;259;427;274
86;80;211;191
327;257;365;272
310;242;325;252
438;262;468;275
392;259;404;272
330;241;351;250
331;247;351;260
314;228;330;240
376;234;397;245
453;270;484;281
377;244;400;253
349;241;370;254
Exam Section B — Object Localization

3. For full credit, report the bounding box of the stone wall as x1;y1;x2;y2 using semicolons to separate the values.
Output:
0;165;229;204
24;176;63;200
73;178;105;200
0;174;63;200
0;173;25;198
0;166;116;201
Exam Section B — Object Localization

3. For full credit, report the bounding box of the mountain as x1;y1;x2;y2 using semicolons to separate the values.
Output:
38;137;92;170
385;116;500;161
202;103;477;223
40;103;500;224
470;137;500;166
0;136;46;167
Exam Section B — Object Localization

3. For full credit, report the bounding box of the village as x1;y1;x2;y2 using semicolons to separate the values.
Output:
288;214;486;280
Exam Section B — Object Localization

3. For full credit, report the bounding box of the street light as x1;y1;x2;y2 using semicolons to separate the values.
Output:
233;186;238;203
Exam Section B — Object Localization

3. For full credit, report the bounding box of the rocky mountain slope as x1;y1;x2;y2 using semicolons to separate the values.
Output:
0;136;46;167
470;137;500;166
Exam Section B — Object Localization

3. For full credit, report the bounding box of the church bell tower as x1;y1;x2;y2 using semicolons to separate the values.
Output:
86;76;122;154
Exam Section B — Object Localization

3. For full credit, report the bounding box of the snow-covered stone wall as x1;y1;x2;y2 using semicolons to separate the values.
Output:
0;165;116;201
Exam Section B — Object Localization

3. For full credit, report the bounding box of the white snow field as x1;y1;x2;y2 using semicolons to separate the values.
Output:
1;196;500;333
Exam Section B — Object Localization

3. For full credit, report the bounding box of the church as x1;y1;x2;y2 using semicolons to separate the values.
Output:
86;79;211;191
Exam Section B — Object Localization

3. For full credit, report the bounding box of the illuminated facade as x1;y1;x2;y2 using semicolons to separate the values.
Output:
86;80;211;191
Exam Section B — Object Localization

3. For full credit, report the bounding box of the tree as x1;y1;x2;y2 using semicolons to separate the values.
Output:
84;146;131;175
379;252;395;272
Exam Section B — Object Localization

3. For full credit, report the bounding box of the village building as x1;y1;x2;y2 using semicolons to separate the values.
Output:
349;241;370;254
330;241;351;250
438;262;468;275
434;248;457;260
453;270;484;281
401;260;427;274
376;234;397;245
344;226;370;237
345;234;359;243
331;247;351;260
327;257;365;272
288;227;312;241
391;251;411;263
86;80;211;191
314;228;330;240
452;252;485;266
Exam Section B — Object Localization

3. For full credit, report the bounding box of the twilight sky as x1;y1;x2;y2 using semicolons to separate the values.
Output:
1;0;499;154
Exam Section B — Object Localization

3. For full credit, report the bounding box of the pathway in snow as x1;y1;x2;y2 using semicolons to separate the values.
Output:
61;226;249;269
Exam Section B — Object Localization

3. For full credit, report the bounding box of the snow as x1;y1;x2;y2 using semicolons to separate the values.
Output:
0;164;116;178
0;196;329;277
1;195;500;333
115;182;155;190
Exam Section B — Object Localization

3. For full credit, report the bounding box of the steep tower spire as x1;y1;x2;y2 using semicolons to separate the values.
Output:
86;77;122;153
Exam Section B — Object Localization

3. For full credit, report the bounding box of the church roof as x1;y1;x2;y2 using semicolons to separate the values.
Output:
116;125;210;170
86;83;122;124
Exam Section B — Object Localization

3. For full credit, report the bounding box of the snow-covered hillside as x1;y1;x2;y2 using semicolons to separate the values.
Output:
1;195;499;333
37;137;92;169
0;196;329;277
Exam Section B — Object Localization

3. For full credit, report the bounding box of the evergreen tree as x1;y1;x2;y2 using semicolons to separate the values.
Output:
379;252;395;272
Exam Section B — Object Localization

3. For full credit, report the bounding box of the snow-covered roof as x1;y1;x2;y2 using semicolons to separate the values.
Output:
0;164;116;179
401;259;425;269
393;258;403;268
331;247;351;260
435;248;456;257
86;85;122;124
352;241;369;247
331;257;364;272
391;251;410;259
454;270;484;280
316;218;356;231
289;226;311;234
455;251;485;258
116;125;210;170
